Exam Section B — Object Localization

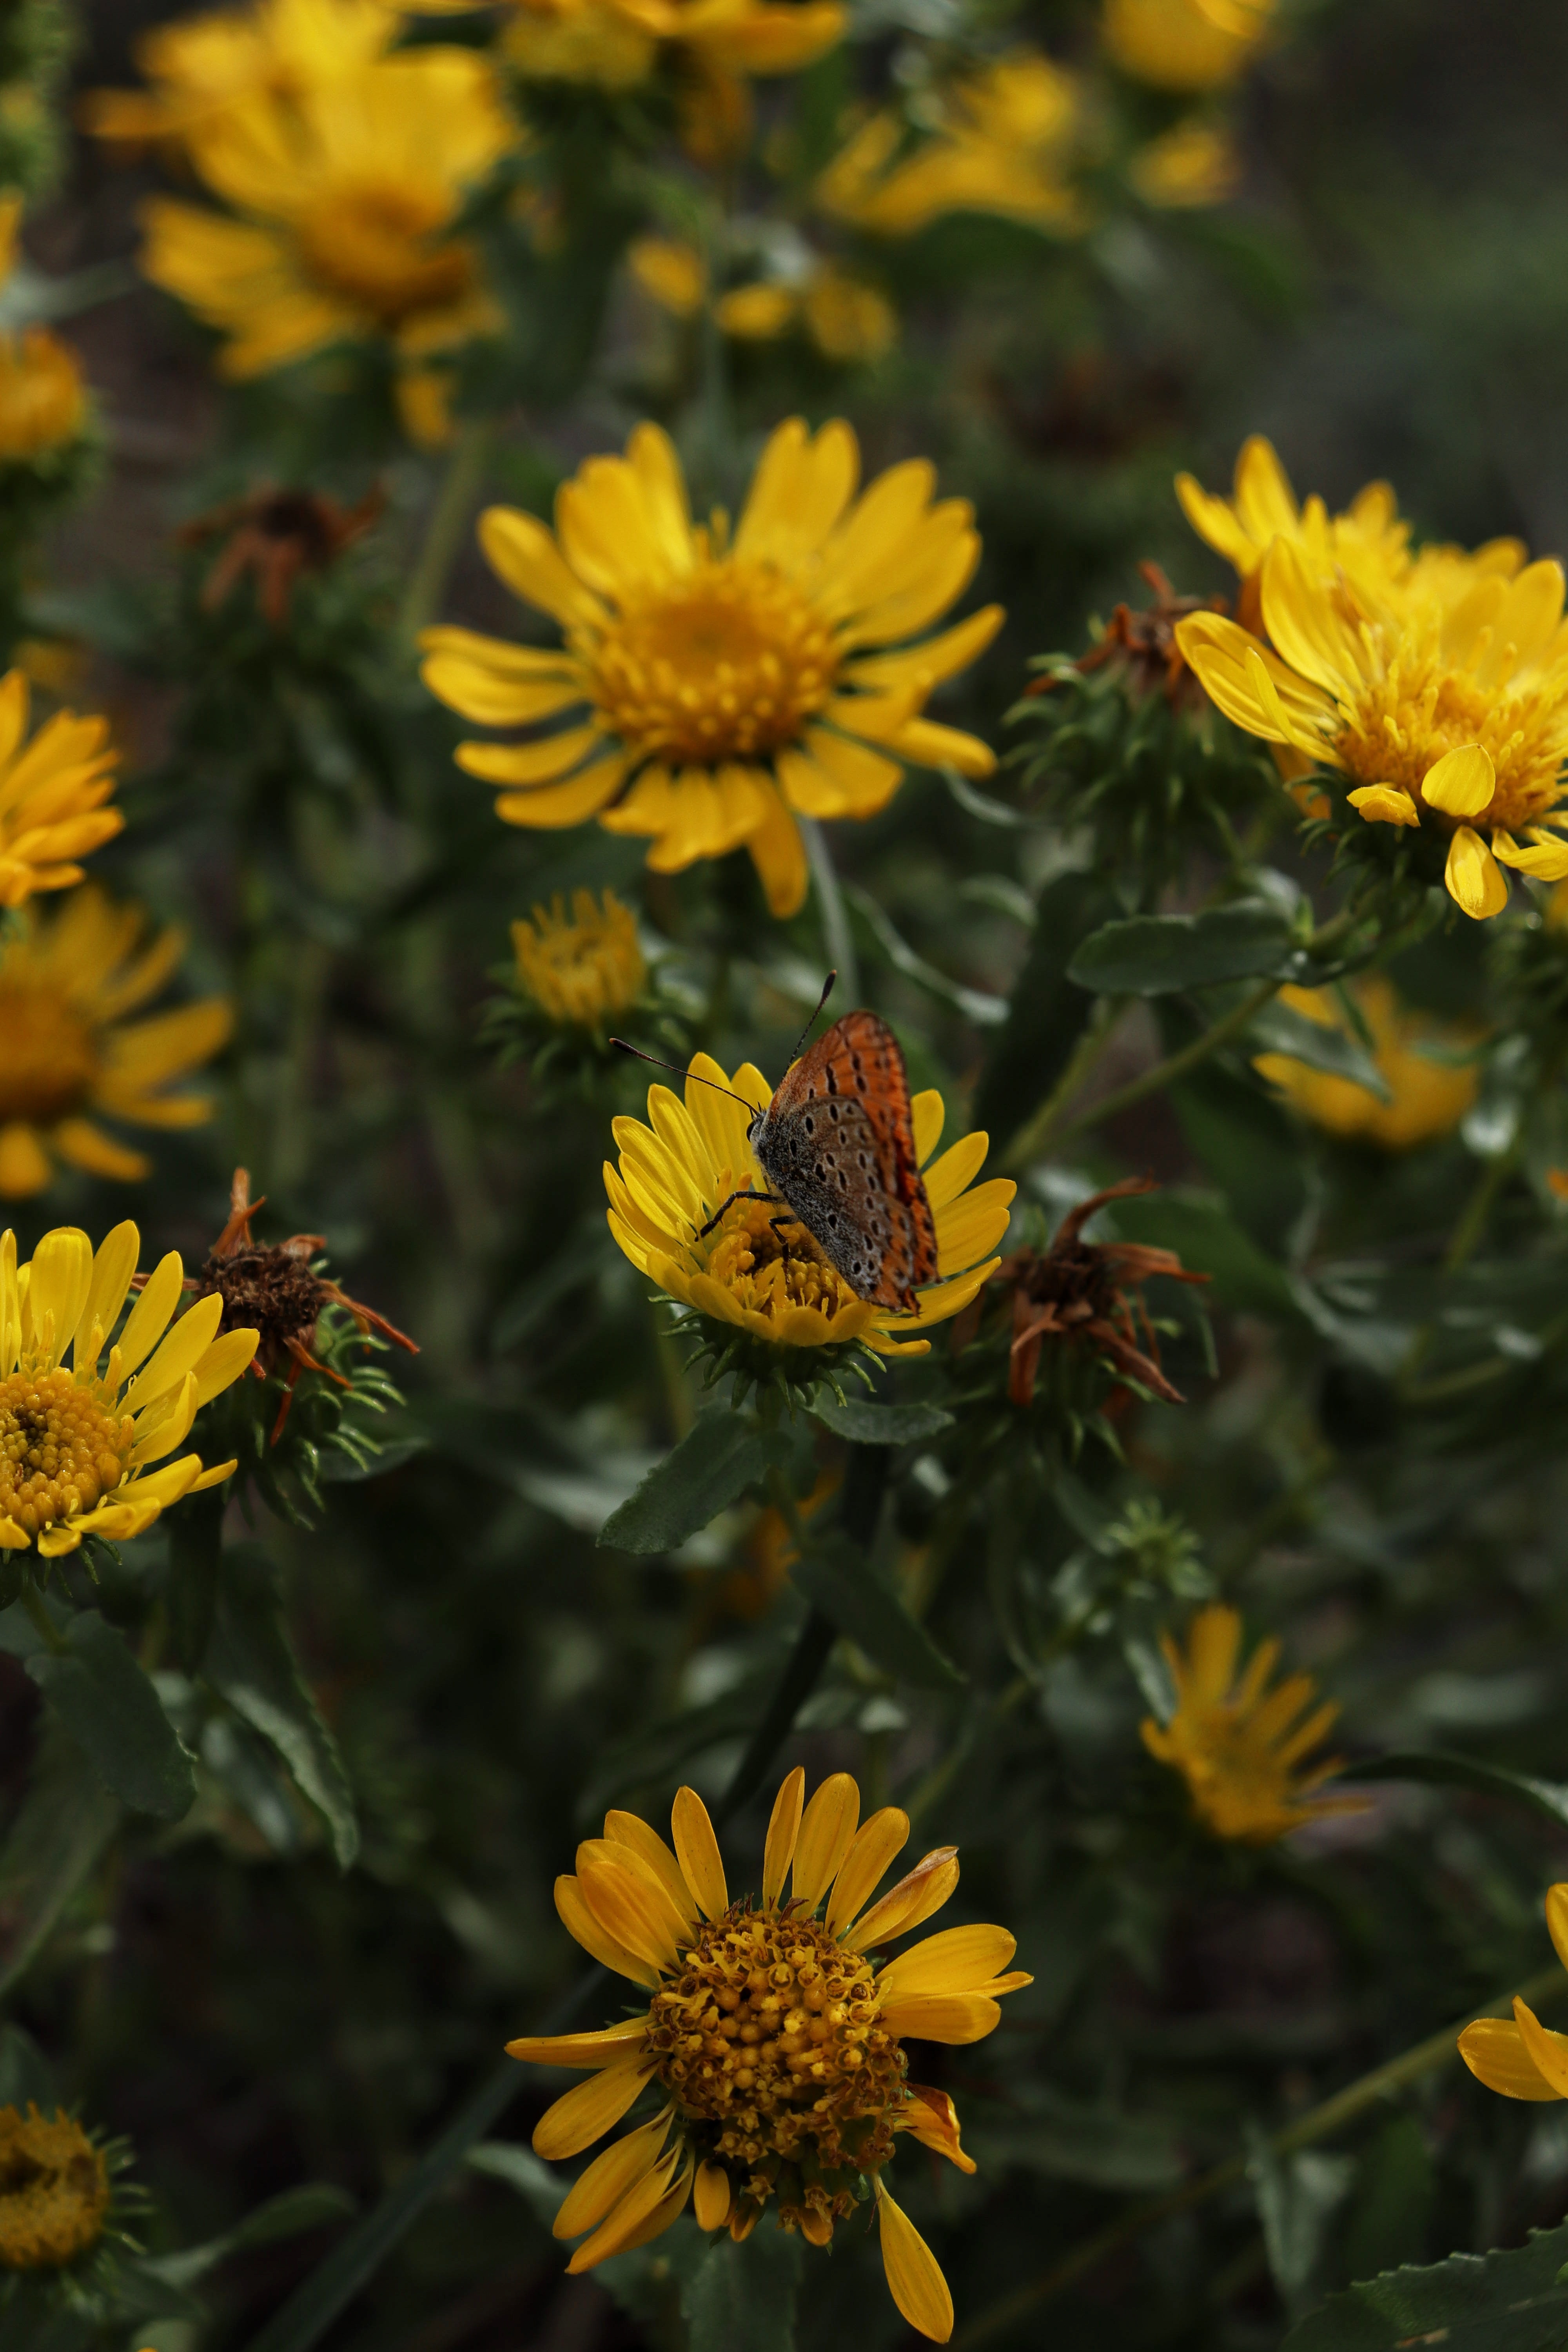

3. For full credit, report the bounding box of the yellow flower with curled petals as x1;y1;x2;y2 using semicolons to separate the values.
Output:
511;888;645;1029
419;418;1002;919
79;0;396;154
1254;977;1479;1152
1176;534;1568;920
1103;0;1272;91
0;670;122;913
0;884;232;1198
1459;1885;1568;2105
1176;434;1415;609
604;1052;1013;1356
507;1768;1030;2340
1142;1604;1370;1843
0;1223;258;1557
818;54;1083;239
137;47;512;443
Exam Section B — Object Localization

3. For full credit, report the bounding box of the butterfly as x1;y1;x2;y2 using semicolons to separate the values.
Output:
614;984;940;1312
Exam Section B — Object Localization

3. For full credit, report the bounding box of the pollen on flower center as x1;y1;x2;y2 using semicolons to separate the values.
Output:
294;180;477;324
587;562;839;764
1336;647;1568;835
0;1368;131;1536
0;2107;109;2270
704;1198;860;1321
646;1900;904;2203
0;985;98;1125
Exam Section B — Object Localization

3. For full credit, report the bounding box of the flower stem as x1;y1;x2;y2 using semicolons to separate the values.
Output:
1045;974;1283;1153
951;1959;1566;2347
397;417;494;643
1443;1131;1524;1272
21;1581;64;1654
800;817;859;1004
998;995;1127;1174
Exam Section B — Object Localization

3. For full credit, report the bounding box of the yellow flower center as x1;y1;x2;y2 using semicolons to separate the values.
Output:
0;1368;131;1536
0;2107;109;2270
646;1902;904;2214
0;329;85;461
512;889;645;1026
702;1198;867;1331
587;560;838;765
1334;639;1568;835
294;179;478;327
0;983;98;1125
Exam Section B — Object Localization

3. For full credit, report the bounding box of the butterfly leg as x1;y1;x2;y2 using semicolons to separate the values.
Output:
694;1185;782;1242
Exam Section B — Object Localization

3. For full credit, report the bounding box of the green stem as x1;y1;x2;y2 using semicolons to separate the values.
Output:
1049;975;1283;1152
21;1583;64;1655
397;418;495;642
800;817;859;1004
1444;1134;1523;1273
999;996;1127;1175
951;1961;1566;2348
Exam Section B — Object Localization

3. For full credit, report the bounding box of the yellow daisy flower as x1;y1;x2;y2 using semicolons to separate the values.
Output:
79;0;396;154
0;2107;109;2269
0;1221;259;1557
1254;976;1479;1151
1459;1884;1568;2105
0;669;122;913
0;883;233;1198
511;887;646;1028
1142;1603;1369;1844
1129;118;1241;209
507;1768;1030;2342
630;237;897;364
1176;535;1568;918
817;55;1083;239
137;47;512;443
1102;0;1273;91
0;198;89;463
604;1052;1014;1356
419;418;1002;918
1175;434;1414;610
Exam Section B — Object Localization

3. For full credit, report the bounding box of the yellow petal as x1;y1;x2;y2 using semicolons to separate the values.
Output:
1491;831;1568;880
553;2111;673;2239
191;1326;260;1407
1513;1997;1568;2099
1347;785;1419;827
843;1847;958;1950
73;1222;139;1372
671;1786;728;1921
122;1292;224;1416
878;1922;1017;2000
603;1813;698;1936
578;1845;682;1972
899;2084;976;2173
826;1807;909;1938
693;2158;732;2232
1421;742;1495;818
1445;826;1509;920
763;1766;806;1904
554;1873;659;1989
532;2056;651;2161
1546;1886;1568;1974
24;1227;92;1364
792;1773;861;1907
878;2184;953;2343
566;2148;685;2272
876;1991;1002;2044
1457;2016;1560;2100
115;1251;185;1380
506;2019;650;2068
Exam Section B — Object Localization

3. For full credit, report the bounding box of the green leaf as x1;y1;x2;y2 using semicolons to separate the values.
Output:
790;1532;963;1690
166;1483;224;1673
683;2226;804;2352
1282;2219;1568;2350
810;1396;954;1445
206;1547;360;1869
467;2141;561;2231
1353;1750;1568;1830
1252;2136;1355;2320
142;2186;358;2293
1250;998;1393;1102
0;1722;118;2000
972;2090;1184;2191
599;1410;794;1555
1068;901;1294;995
26;1610;195;1821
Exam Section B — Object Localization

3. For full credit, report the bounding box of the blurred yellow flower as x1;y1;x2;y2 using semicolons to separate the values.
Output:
1177;535;1568;919
1103;0;1272;91
419;417;1001;916
511;887;645;1028
0;883;233;1198
627;234;706;316
507;1766;1029;2337
0;194;87;465
1460;1885;1568;2105
604;1053;1013;1355
631;235;896;361
0;2107;108;2268
1255;977;1479;1151
138;47;512;443
1130;117;1240;208
1142;1604;1368;1843
0;670;122;913
80;0;396;153
0;1221;258;1556
818;54;1084;238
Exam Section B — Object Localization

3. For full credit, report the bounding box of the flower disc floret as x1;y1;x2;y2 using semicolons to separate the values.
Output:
0;2107;108;2270
0;1222;260;1556
506;1770;1030;2340
419;417;1003;918
603;1052;1014;1357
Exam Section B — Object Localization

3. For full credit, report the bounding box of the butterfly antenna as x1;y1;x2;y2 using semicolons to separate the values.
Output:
786;970;837;1066
610;1039;763;1116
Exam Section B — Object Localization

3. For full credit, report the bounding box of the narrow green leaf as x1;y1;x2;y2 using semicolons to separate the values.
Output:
206;1547;360;1868
599;1410;793;1554
26;1611;194;1821
683;2226;804;2352
1353;1750;1568;1830
1069;902;1293;995
810;1396;954;1445
1283;2218;1568;2350
790;1533;963;1689
0;1722;118;2000
1250;999;1392;1102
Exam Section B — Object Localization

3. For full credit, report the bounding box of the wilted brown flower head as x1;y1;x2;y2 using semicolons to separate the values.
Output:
189;1167;416;1441
1033;561;1229;713
960;1176;1209;1407
180;484;384;626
